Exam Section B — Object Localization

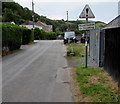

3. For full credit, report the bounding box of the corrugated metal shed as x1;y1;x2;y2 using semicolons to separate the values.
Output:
103;15;120;29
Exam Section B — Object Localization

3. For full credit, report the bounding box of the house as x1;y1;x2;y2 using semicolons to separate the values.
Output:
36;21;53;32
20;21;53;32
20;21;42;30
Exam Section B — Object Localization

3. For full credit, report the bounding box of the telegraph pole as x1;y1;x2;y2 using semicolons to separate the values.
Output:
32;0;34;29
67;11;68;22
67;11;69;31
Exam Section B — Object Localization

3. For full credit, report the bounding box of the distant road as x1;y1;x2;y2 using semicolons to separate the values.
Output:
2;40;72;102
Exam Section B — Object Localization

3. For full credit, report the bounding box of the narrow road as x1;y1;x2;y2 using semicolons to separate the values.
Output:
2;40;72;102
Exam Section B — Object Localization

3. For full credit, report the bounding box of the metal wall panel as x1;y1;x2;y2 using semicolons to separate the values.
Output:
90;29;104;67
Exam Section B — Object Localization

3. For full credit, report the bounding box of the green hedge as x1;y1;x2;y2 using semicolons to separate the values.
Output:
2;23;34;54
34;27;41;40
34;28;58;40
2;23;22;51
22;27;34;45
45;32;57;40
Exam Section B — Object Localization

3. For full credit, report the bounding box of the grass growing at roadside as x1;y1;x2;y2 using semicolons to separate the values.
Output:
66;43;118;102
76;67;118;102
66;43;85;57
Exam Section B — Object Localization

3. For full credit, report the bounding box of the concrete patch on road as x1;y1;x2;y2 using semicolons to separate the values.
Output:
53;67;73;102
55;67;71;84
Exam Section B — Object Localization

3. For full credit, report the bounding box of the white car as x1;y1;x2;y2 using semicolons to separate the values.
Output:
64;31;76;44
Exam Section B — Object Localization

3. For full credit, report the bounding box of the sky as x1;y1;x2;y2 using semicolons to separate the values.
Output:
14;0;120;23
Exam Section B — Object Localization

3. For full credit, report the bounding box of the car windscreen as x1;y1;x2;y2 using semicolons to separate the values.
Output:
64;32;75;38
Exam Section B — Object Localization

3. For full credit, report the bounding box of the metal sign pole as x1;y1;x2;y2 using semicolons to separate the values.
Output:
85;18;88;68
79;4;95;68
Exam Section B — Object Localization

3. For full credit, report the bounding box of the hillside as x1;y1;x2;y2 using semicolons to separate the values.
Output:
2;2;106;32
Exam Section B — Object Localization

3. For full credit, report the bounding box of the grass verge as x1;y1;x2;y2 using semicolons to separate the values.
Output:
66;43;85;57
66;43;118;102
76;66;118;102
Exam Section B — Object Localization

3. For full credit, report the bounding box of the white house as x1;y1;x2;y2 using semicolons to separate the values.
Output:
20;21;42;30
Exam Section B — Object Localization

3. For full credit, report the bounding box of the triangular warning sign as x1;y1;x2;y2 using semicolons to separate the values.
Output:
79;4;95;18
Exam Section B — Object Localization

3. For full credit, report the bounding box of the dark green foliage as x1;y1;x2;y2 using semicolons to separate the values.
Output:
74;30;85;36
2;23;34;54
45;32;57;40
2;23;22;51
22;27;34;45
2;2;32;24
34;28;58;40
34;28;46;40
34;27;41;40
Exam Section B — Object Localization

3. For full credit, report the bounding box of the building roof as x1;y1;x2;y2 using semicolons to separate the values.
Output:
21;20;53;32
103;15;120;30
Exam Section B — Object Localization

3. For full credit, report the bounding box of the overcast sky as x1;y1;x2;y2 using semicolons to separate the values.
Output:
14;0;120;23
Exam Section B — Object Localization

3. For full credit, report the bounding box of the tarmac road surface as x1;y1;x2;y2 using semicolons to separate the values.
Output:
2;40;73;102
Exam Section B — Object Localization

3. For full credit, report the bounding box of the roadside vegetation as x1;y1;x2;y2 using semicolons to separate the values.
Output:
2;23;34;55
2;23;61;56
66;43;85;57
34;27;61;40
66;43;118;102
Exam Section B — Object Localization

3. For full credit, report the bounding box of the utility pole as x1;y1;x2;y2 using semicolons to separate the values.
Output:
32;0;34;29
67;11;68;22
85;8;89;68
67;11;69;31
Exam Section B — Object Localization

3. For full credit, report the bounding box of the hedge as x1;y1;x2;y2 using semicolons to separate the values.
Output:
2;23;22;52
2;23;34;55
34;28;58;40
45;32;57;40
22;27;34;45
34;27;41;40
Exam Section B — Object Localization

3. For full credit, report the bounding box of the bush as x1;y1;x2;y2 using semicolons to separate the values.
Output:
2;23;22;52
22;27;34;44
2;23;34;55
45;32;57;40
34;27;41;40
40;29;46;40
75;30;85;36
34;28;58;40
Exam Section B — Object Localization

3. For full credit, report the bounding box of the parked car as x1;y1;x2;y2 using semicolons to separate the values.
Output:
64;31;77;44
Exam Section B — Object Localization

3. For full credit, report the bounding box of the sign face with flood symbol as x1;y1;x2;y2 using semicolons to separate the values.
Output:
79;4;95;18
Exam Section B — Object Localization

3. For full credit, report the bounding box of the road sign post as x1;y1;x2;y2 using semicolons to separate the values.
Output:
85;18;88;68
79;4;95;68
